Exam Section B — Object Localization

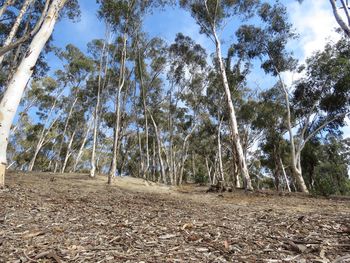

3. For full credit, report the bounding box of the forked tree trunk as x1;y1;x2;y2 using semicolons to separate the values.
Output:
275;67;309;193
178;125;196;185
212;26;253;191
280;158;291;192
0;0;33;65
61;129;76;173
149;113;166;184
205;157;213;184
0;0;67;188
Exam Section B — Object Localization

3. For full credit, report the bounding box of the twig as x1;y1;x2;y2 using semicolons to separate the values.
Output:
333;255;350;263
23;251;37;262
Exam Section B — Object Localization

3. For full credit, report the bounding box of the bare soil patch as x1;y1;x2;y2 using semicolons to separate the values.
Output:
0;172;349;262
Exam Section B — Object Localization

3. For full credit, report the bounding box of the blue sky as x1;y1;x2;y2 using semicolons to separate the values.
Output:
44;0;349;136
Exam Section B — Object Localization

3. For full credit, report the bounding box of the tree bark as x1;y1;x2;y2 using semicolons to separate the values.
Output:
149;112;166;184
109;33;127;184
73;119;92;172
0;0;67;187
54;96;77;173
61;129;76;173
329;0;350;38
0;0;33;65
212;29;253;190
275;67;309;193
280;158;291;192
217;117;225;182
28;113;59;171
90;28;109;178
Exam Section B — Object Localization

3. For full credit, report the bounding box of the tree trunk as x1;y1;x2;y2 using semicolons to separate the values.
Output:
0;0;67;187
73;120;92;172
0;0;33;65
28;114;59;171
217;117;224;182
61;129;76;173
90;29;109;178
280;158;291;192
277;71;309;193
205;157;212;184
29;91;61;172
149;113;166;184
137;47;150;178
212;27;253;190
109;33;127;184
54;96;77;173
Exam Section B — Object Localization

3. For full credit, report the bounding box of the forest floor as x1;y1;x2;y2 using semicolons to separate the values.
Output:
0;172;349;263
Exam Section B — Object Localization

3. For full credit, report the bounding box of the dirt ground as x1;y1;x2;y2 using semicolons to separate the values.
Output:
0;172;349;263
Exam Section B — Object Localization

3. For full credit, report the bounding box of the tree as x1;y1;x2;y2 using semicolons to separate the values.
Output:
180;0;258;190
0;0;79;187
329;0;350;38
235;3;350;192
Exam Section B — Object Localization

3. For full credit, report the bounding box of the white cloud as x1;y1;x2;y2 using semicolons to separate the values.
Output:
287;1;340;61
280;1;341;87
285;1;350;138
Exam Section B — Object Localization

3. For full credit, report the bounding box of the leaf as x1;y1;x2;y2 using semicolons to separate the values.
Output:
224;240;229;250
182;223;193;230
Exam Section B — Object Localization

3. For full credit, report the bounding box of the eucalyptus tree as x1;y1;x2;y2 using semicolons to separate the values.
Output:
133;34;168;180
0;0;79;187
167;33;207;185
88;30;115;177
27;77;63;171
98;0;172;184
0;0;33;65
253;88;290;191
52;44;94;173
328;0;350;38
235;3;350;192
179;0;258;190
0;0;53;95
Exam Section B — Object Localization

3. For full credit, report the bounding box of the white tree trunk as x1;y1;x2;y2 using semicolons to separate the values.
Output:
217;117;225;182
61;129;76;173
0;0;33;65
0;0;67;187
90;30;109;177
280;158;291;192
109;33;127;183
73;119;92;172
275;68;309;193
149;113;166;184
28;113;59;171
205;157;212;184
212;28;253;190
54;96;77;173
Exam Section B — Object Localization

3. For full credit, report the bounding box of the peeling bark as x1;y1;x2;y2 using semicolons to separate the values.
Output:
211;23;253;191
